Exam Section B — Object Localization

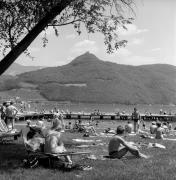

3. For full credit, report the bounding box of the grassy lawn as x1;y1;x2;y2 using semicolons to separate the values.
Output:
1;121;176;180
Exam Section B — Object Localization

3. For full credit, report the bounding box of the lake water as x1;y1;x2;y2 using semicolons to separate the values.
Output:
27;101;176;115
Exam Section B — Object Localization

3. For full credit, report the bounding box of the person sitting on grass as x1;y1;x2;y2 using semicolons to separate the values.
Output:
125;121;133;133
65;122;72;130
44;129;72;165
26;122;72;165
83;123;97;136
150;121;157;134
24;124;45;152
24;132;45;152
155;122;164;139
51;113;65;132
162;122;169;134
108;125;149;159
73;119;97;136
167;122;172;131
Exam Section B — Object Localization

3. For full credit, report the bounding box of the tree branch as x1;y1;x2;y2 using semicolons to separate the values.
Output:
48;19;81;26
0;0;73;75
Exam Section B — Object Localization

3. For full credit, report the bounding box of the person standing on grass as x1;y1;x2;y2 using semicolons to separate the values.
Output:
131;107;140;133
5;101;18;130
108;126;149;159
0;102;8;132
0;102;7;121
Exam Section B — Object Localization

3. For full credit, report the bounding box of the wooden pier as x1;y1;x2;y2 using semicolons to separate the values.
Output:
16;112;176;122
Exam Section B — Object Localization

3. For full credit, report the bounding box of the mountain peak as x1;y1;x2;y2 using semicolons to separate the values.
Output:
70;52;100;66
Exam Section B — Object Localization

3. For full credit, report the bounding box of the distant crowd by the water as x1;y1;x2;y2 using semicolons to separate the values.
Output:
0;100;176;136
1;98;175;115
17;103;176;117
1;99;176;128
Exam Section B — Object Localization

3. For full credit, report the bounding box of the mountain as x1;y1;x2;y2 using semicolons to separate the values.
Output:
1;52;176;104
4;62;44;76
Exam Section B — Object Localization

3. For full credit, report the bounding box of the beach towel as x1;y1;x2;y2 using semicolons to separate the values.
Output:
72;139;94;143
99;133;115;137
148;143;166;149
163;138;176;141
72;139;102;143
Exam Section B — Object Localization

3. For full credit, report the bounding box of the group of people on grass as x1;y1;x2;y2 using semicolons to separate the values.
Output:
1;104;175;168
24;108;149;162
26;107;175;160
107;107;175;160
71;118;98;136
25;112;73;165
150;121;173;139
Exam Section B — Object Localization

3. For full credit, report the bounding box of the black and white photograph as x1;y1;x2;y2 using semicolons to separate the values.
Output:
0;0;176;179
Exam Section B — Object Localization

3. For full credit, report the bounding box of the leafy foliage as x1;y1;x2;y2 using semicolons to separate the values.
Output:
0;0;134;56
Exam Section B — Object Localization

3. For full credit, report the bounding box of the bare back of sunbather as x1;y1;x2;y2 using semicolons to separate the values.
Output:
108;136;129;158
44;130;72;164
108;135;149;159
44;130;66;154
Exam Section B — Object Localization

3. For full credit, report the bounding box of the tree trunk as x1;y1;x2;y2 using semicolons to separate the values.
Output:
0;0;73;75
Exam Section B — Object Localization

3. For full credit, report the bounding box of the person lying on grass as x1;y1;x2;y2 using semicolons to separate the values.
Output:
108;125;149;159
73;119;97;136
104;128;116;134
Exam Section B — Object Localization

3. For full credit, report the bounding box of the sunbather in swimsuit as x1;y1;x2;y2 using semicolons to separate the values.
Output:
108;126;149;159
44;130;72;164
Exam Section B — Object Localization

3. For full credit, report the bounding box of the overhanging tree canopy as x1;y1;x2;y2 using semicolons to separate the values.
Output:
0;0;135;75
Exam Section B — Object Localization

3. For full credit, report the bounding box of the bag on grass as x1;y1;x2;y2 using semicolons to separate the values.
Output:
23;157;39;168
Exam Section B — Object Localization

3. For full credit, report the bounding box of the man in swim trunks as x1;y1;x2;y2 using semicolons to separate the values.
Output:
108;126;148;159
131;107;140;133
5;101;18;130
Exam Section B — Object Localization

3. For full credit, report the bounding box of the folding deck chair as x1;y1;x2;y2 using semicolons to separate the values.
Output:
22;132;91;168
0;119;21;143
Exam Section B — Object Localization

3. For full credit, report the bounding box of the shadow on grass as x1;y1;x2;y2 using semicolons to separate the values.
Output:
0;141;27;172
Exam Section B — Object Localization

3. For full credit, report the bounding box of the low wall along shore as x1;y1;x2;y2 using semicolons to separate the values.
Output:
17;112;176;122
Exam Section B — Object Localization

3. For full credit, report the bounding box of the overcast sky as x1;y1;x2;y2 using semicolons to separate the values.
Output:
16;0;176;67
